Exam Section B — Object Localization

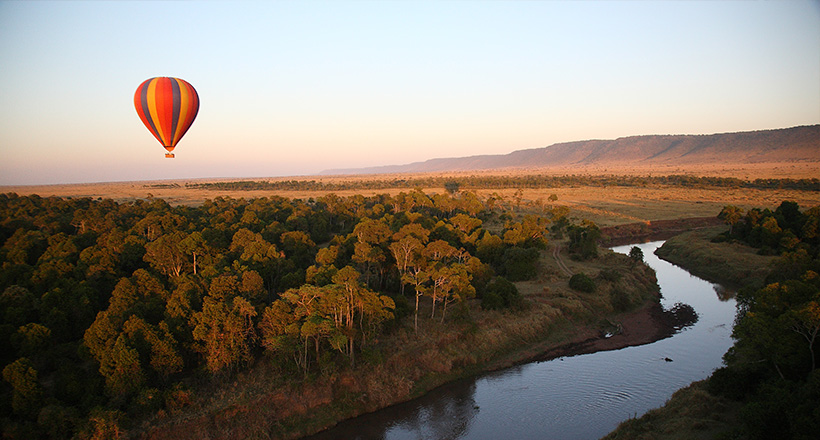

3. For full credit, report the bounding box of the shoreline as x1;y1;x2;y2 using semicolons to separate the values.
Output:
483;287;686;375
138;283;674;440
299;287;687;439
599;216;723;247
135;245;676;440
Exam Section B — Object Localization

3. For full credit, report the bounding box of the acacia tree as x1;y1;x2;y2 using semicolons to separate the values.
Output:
431;264;474;322
2;357;42;417
351;219;391;289
719;205;744;235
390;233;426;296
731;280;818;380
191;295;257;374
258;300;301;367
404;265;430;332
144;231;186;277
790;299;820;371
179;231;209;275
260;267;394;369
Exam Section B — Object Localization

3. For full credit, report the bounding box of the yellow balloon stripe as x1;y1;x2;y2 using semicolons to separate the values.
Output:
146;79;168;146
173;79;191;144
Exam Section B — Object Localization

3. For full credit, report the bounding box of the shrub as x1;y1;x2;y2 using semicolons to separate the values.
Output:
610;288;631;312
569;273;595;293
480;291;505;310
502;247;539;281
481;277;522;310
598;268;622;282
707;366;763;401
628;246;644;263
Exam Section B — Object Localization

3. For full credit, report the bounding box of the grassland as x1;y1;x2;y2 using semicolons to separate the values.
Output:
655;226;777;288
4;169;819;228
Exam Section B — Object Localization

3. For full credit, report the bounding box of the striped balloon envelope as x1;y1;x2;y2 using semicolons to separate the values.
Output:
134;77;199;158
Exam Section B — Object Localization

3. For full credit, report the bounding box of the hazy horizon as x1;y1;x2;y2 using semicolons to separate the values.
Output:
2;1;818;186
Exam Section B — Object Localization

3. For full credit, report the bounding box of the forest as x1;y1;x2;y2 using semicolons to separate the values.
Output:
708;201;820;439
0;189;589;439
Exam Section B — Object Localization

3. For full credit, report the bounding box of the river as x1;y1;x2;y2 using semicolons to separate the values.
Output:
305;241;737;440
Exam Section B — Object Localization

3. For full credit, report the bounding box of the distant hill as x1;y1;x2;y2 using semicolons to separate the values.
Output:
321;125;820;175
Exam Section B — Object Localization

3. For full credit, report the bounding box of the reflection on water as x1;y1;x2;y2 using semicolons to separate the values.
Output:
305;241;737;440
308;380;478;440
713;284;736;302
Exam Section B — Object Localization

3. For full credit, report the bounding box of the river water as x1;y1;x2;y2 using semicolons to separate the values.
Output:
305;241;737;440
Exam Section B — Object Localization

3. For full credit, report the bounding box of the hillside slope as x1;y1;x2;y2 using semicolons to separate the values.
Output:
322;125;820;175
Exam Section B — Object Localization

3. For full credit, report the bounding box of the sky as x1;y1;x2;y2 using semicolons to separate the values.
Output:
1;1;818;186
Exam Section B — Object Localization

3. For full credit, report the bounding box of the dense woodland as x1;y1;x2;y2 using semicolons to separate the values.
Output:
0;190;587;439
710;202;820;439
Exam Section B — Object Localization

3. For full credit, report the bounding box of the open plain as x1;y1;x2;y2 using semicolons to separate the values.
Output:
4;163;819;228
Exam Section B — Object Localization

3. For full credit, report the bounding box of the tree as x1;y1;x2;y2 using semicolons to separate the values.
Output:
404;266;429;332
144;231;186;277
502;247;539;281
179;231;208;275
389;235;424;296
2;357;42;416
503;215;549;248
191;295;258;374
444;181;461;195
351;219;391;289
567;220;600;260
628;246;644;265
436;264;474;322
449;214;482;244
789;299;820;371
230;228;279;264
98;335;145;398
481;277;521;310
731;280;817;380
719;205;744;235
12;323;52;356
259;300;299;357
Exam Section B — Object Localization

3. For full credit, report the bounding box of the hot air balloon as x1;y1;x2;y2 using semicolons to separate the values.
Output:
134;77;199;158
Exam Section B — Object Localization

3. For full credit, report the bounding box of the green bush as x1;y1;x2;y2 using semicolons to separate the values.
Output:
480;291;505;310
598;268;622;282
610;288;631;312
502;247;539;281
481;277;522;310
569;273;595;293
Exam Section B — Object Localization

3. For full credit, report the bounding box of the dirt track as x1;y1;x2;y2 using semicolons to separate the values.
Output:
552;244;573;276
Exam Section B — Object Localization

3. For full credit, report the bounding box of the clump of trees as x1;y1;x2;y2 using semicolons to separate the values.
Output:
708;201;820;439
0;189;555;438
567;220;601;260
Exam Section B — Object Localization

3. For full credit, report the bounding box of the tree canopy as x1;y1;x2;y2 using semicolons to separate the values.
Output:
0;189;562;438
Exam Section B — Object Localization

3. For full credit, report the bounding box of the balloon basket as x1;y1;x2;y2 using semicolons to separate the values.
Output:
165;153;175;158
